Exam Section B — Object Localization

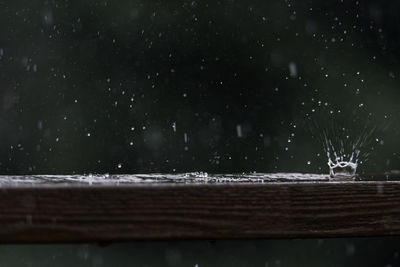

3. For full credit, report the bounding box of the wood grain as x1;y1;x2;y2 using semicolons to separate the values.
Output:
0;175;399;242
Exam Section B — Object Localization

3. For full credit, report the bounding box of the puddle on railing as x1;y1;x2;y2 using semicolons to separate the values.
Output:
0;171;399;186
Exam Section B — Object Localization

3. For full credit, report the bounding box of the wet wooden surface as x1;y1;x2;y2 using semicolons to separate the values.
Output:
0;173;399;243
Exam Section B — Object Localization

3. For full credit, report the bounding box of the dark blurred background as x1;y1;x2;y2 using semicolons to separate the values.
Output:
1;0;400;175
1;0;400;266
0;237;399;267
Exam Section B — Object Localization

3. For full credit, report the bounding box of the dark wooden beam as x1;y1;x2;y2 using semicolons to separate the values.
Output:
0;173;399;243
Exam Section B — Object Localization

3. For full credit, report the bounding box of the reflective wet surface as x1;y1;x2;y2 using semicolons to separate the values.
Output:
0;172;399;187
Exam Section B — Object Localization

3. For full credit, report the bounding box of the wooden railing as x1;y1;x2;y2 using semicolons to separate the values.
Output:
0;172;399;243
